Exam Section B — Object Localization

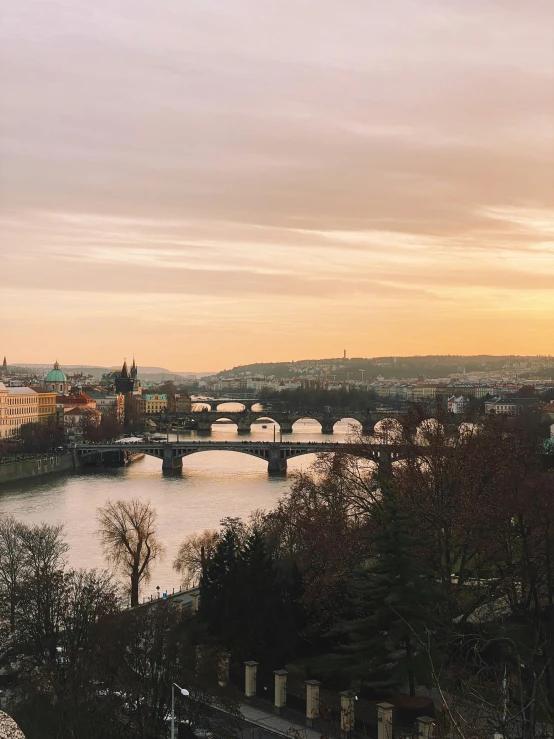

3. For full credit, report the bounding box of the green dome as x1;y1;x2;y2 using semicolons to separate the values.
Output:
45;361;67;383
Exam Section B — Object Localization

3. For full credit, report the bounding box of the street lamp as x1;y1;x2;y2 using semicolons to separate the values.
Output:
171;683;190;739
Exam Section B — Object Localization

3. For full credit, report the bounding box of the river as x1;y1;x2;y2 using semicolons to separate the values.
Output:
0;410;360;601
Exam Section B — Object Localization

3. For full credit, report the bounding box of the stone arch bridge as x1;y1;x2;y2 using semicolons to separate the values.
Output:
73;440;404;473
161;410;392;435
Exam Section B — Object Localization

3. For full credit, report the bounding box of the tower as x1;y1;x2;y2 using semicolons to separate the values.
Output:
131;356;138;380
114;360;134;395
45;360;69;394
2;357;6;372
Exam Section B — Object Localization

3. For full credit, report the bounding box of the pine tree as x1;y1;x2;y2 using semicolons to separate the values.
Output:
332;481;441;696
200;526;297;664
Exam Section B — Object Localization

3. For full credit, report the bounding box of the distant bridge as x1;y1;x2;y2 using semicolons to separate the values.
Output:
160;410;395;434
72;440;401;473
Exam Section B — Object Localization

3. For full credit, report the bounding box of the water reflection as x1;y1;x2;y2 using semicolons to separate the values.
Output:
0;419;357;599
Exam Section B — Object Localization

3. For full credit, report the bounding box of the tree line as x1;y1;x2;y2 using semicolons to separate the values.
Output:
182;406;554;736
0;511;238;739
1;404;553;736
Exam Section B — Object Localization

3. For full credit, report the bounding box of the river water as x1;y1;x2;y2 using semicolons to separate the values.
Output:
0;409;360;601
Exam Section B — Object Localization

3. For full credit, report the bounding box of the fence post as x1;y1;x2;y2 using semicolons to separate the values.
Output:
218;651;231;687
305;679;321;728
340;690;356;739
273;670;287;714
245;661;259;698
416;716;435;739
377;702;394;739
190;592;199;613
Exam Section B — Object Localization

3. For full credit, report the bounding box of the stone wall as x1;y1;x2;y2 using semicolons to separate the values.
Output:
0;453;75;485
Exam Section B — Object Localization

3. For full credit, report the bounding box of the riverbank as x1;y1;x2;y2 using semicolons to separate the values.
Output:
0;452;75;484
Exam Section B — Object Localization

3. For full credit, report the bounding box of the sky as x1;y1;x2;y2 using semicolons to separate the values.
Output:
0;0;553;371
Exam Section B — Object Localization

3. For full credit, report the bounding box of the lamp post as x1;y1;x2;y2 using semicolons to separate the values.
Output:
171;683;190;739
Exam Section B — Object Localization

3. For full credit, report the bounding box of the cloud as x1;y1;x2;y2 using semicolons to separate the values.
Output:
1;0;553;366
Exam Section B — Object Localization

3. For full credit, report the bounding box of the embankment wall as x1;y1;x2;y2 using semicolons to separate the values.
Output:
0;453;75;485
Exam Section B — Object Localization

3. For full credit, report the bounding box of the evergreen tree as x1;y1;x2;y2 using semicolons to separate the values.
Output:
331;481;441;696
199;525;298;665
199;527;241;646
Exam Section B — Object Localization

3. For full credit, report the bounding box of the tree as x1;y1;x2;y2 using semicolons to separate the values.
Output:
199;524;298;665
19;522;68;580
14;569;122;739
0;515;28;633
18;419;64;453
97;499;164;607
329;481;442;697
173;529;219;589
93;602;240;739
83;410;122;443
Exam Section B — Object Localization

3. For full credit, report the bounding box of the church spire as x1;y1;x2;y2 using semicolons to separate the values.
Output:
121;359;129;378
2;356;6;371
131;356;137;379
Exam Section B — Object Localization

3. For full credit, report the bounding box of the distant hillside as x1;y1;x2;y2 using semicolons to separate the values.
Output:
217;356;553;381
6;364;215;380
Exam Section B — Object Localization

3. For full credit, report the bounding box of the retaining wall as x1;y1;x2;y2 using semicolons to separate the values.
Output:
0;453;75;484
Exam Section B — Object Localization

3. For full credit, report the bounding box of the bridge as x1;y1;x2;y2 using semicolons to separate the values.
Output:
191;397;261;411
72;440;401;473
159;410;392;435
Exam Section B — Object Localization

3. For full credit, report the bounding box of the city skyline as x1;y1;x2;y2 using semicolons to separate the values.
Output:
1;1;553;369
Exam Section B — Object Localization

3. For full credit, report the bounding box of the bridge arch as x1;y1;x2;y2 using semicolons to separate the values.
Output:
215;402;246;412
250;416;280;431
192;402;211;412
292;417;323;433
210;417;238;431
373;418;403;443
332;417;362;434
416;418;444;445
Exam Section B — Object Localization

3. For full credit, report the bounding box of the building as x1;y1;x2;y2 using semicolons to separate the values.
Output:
113;358;140;395
44;361;70;394
56;392;97;413
449;385;496;399
3;387;39;437
175;394;192;413
82;388;125;421
31;388;57;424
408;384;447;401
63;406;101;430
0;382;8;438
136;393;168;416
447;396;469;414
484;397;543;415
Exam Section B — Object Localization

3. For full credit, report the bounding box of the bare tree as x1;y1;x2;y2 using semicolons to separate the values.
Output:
19;522;68;579
0;515;28;633
97;499;164;607
173;529;219;588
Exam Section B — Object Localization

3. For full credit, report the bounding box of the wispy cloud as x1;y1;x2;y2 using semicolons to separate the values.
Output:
1;0;552;366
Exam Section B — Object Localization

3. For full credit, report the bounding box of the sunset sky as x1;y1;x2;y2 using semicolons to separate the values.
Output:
1;0;553;370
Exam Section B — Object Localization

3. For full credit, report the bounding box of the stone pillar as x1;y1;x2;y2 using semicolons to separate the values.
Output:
190;592;199;613
320;416;335;434
274;670;287;714
377;703;394;739
361;422;375;437
237;418;251;434
245;661;258;698
268;448;287;474
195;645;206;676
340;690;356;739
305;680;320;728
162;445;182;470
218;651;230;687
416;717;435;739
279;420;294;434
